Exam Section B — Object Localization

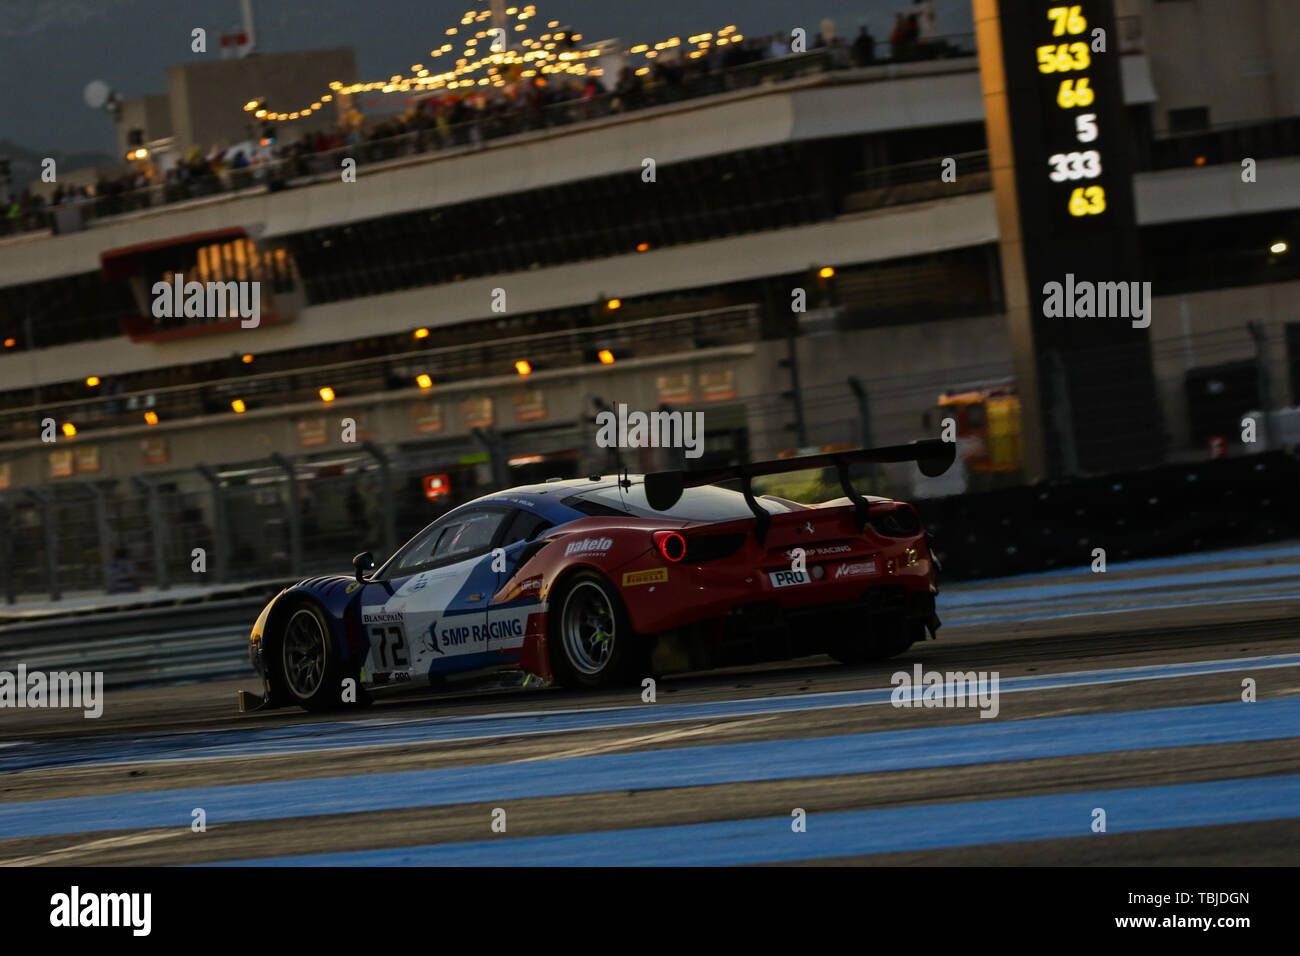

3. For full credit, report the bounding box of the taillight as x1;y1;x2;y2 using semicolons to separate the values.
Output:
653;531;686;562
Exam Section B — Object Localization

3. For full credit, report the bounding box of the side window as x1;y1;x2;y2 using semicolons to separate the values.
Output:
501;509;553;547
436;511;505;560
390;509;507;575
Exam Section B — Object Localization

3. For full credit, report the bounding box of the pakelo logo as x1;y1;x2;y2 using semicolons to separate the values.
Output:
834;560;877;579
565;537;613;556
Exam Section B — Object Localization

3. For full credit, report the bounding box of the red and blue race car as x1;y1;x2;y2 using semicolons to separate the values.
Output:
246;440;954;711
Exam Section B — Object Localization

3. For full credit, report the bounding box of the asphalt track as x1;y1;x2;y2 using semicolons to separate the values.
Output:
0;545;1298;866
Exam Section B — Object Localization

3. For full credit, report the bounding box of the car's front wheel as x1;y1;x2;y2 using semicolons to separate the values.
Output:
275;600;360;711
549;571;644;689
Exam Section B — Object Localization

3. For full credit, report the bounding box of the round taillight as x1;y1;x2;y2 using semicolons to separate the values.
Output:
654;531;686;562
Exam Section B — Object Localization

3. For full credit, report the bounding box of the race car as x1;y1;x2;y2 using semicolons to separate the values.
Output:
245;440;955;711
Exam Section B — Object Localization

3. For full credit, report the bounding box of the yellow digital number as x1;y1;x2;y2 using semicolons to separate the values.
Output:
1068;185;1107;217
1048;6;1088;37
1056;77;1095;108
1037;43;1090;73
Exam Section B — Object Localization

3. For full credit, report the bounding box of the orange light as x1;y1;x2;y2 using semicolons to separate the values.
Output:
597;349;615;365
416;374;433;389
818;266;835;279
85;376;100;387
231;399;247;413
2;338;15;348
414;327;430;339
144;411;159;425
1194;155;1207;166
319;387;336;402
61;422;77;438
635;242;649;252
515;360;532;376
241;353;254;364
606;298;621;310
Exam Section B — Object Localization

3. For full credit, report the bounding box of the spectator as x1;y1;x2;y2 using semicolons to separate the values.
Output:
108;547;139;593
853;25;876;66
915;0;939;43
891;12;920;61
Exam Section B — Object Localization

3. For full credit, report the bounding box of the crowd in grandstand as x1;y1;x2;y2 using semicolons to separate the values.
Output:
3;3;955;234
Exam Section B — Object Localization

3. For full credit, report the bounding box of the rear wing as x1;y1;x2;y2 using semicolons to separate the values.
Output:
644;440;955;545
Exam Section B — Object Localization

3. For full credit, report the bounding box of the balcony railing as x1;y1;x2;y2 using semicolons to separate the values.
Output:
0;305;760;445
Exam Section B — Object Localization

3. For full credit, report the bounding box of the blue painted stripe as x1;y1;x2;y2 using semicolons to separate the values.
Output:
3;698;1298;840
945;589;1300;626
216;773;1300;866
945;542;1300;589
3;652;1299;774
940;563;1300;609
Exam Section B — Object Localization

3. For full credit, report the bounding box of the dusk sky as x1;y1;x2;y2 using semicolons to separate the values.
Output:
0;0;973;157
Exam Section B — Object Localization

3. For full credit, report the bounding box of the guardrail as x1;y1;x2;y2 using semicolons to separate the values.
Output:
0;590;280;689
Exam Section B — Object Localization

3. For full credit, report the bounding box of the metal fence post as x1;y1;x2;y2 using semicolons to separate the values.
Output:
471;427;509;488
270;453;302;575
1247;321;1277;450
362;441;396;558
847;376;882;489
196;463;228;584
131;475;169;591
25;489;59;601
81;481;113;592
1046;350;1080;477
0;497;15;604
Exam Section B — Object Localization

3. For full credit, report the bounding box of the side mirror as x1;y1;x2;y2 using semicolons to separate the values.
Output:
352;551;376;582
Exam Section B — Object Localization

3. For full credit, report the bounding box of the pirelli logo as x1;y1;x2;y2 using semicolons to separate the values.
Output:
622;568;668;587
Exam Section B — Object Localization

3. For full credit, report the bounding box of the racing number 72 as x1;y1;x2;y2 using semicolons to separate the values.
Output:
369;625;408;669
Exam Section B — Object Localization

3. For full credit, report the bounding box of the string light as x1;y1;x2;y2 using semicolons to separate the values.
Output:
245;3;741;125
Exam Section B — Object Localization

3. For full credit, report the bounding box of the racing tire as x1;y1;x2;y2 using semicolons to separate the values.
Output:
828;614;923;665
549;570;646;690
273;599;365;711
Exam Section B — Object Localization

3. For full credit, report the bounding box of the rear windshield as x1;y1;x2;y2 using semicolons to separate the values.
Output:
574;483;793;521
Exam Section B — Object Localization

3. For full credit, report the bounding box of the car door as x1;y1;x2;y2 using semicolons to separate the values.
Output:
485;508;554;659
360;506;510;685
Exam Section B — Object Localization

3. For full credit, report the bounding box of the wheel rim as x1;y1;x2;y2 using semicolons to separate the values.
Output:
282;608;327;698
561;581;616;675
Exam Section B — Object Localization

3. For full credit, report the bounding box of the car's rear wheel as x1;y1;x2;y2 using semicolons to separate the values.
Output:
276;600;359;711
828;613;922;665
550;571;644;689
